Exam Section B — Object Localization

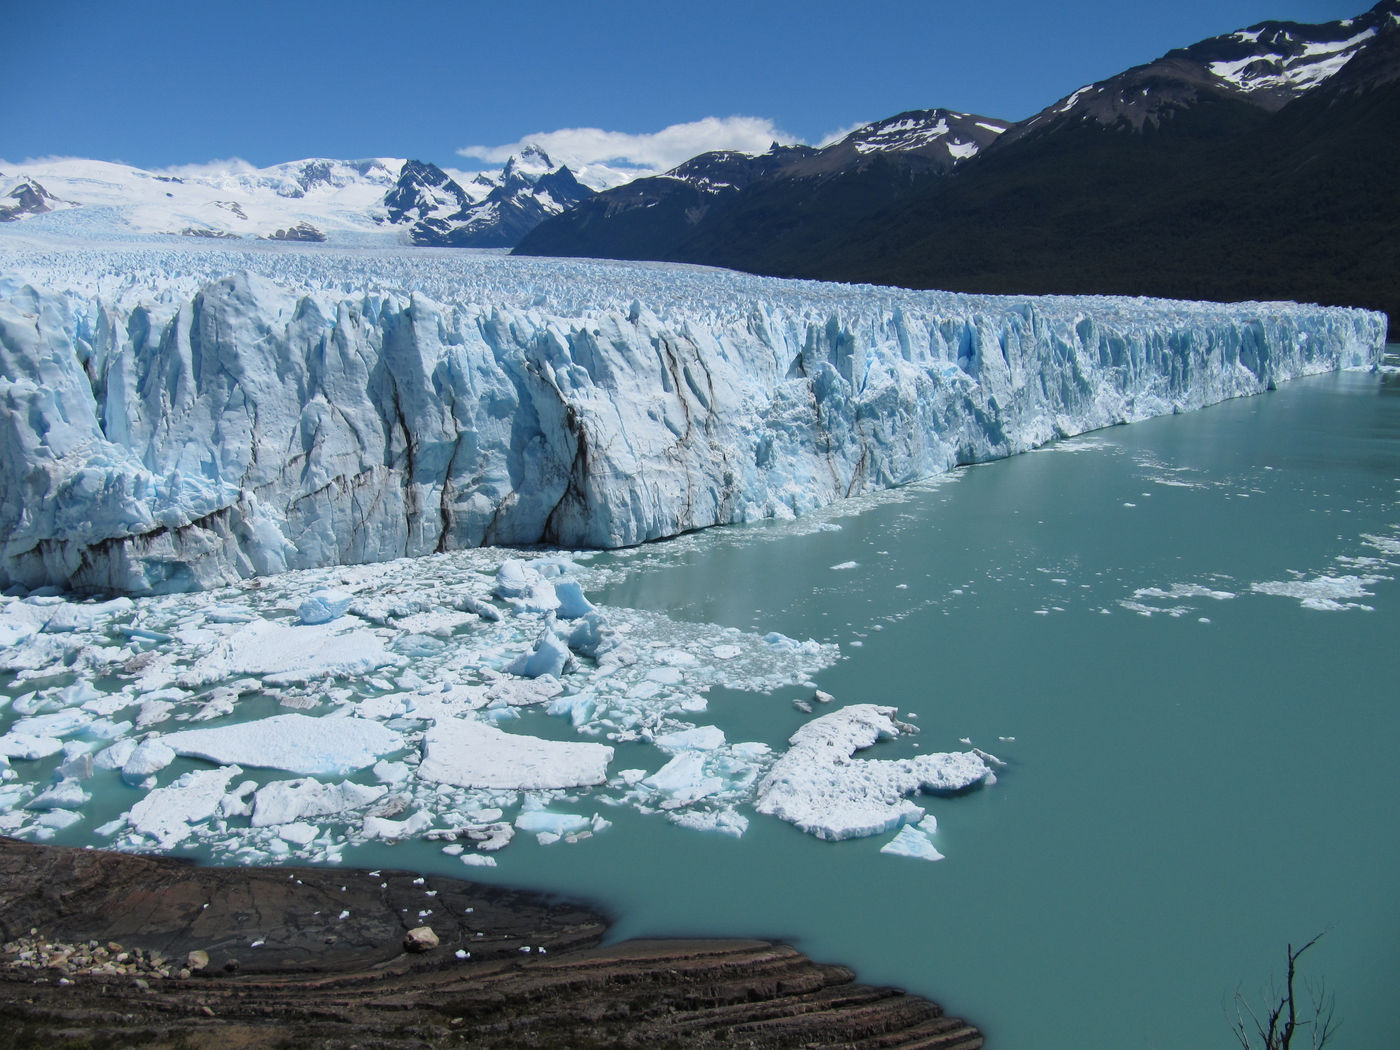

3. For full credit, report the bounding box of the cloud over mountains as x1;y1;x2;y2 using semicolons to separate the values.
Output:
457;115;797;177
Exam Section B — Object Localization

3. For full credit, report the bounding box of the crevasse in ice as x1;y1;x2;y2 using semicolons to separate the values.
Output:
0;244;1386;593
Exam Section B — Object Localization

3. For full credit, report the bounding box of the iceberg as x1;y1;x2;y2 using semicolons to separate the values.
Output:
124;765;244;849
0;244;1385;592
158;713;403;775
881;819;946;862
755;704;990;841
417;717;614;789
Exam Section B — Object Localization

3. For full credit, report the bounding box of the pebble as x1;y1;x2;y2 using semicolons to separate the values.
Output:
2;931;214;984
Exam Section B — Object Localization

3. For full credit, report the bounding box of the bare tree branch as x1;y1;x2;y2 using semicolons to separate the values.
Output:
1227;933;1337;1050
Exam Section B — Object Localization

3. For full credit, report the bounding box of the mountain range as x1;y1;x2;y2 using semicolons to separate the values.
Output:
3;1;1394;335
0;148;602;249
516;0;1400;338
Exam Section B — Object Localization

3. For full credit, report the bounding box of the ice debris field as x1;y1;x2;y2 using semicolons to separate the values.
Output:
0;237;1387;868
0;546;993;865
0;239;1385;594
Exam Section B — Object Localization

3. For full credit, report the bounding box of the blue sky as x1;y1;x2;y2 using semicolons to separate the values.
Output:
2;0;1367;172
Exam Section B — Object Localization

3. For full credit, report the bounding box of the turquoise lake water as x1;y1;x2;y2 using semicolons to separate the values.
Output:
4;353;1396;1048
444;357;1400;1048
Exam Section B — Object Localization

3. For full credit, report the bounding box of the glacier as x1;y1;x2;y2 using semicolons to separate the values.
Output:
0;241;1387;593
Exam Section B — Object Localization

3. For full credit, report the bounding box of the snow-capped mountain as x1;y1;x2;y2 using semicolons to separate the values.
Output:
387;146;595;248
0;157;406;241
0;175;77;222
0;150;593;248
802;109;1009;174
1006;0;1399;142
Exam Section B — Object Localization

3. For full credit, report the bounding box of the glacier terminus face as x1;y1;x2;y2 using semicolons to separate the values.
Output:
0;239;1386;594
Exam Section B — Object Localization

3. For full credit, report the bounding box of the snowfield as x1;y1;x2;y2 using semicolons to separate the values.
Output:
0;238;1385;594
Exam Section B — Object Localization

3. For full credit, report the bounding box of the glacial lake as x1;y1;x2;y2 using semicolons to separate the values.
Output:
4;351;1397;1048
440;356;1400;1048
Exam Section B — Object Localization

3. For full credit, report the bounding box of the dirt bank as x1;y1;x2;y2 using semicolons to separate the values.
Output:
0;837;982;1049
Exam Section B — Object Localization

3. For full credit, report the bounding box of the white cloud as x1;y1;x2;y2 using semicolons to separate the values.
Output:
457;116;799;177
150;158;260;178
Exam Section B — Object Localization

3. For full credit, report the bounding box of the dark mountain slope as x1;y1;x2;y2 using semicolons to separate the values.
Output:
518;1;1399;337
789;35;1399;336
515;111;1005;262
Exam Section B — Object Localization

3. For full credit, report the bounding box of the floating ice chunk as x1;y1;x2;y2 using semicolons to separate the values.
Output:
94;738;138;770
298;588;353;625
566;611;617;661
0;733;64;760
1251;573;1383;611
830;561;859;571
763;632;822;655
460;854;497;868
553;579;595;620
204;604;257;624
10;709;94;739
644;752;724;804
710;644;742;660
121;738;176;785
182;619;402;686
666;807;750;837
160;713;403;775
515;809;591;839
27;779;90;811
362;809;433;841
653;726;726;752
373;759;411;784
125;765;243;849
755;705;990;841
494;560;559;613
418;718;613;789
880;823;946;861
251;777;387;827
452;594;502;622
277;822;319;846
505;630;572;679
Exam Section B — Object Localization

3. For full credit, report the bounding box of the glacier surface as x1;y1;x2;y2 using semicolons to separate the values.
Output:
0;241;1385;594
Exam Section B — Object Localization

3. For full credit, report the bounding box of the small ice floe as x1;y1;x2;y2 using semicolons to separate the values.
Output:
362;810;433;841
298;588;353;625
121;738;176;786
26;779;90;812
666;807;749;838
1251;573;1383;612
755;705;990;841
830;561;859;571
880;818;945;862
160;713;403;775
652;726;725;753
277;822;319;846
182;618;403;686
251;778;386;827
515;808;592;843
505;630;572;679
643;752;724;805
124;766;245;849
418;718;613;790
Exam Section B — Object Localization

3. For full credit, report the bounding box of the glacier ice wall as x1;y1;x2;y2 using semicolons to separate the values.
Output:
0;245;1387;593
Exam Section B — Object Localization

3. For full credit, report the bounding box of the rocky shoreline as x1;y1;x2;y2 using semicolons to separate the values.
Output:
0;837;983;1048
